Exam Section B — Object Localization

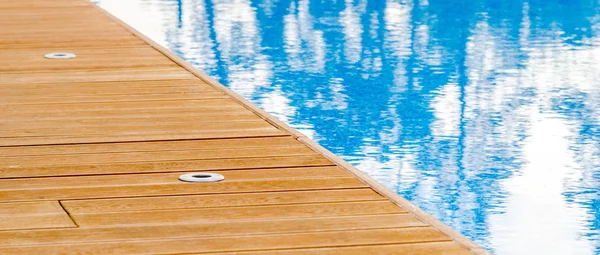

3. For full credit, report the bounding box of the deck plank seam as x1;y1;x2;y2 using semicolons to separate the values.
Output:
57;201;79;228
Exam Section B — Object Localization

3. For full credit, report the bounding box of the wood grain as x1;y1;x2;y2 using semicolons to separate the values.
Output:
0;227;450;254
0;137;299;157
0;214;426;247
70;201;405;227
0;67;195;84
0;155;333;178
1;178;365;202
0;145;317;167
0;201;76;231
0;92;229;105
61;189;385;213
214;241;474;255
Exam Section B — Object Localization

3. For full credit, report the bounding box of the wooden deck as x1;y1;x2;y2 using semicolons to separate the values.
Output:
0;0;488;254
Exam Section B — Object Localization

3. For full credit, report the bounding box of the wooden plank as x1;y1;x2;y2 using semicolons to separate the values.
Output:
0;47;164;58
1;98;243;112
61;189;385;213
0;20;123;26
0;178;363;202
0;214;426;247
0;39;145;50
0;67;195;84
0;214;77;231
1;177;363;203
0;48;175;73
0;33;138;43
3;108;254;121
0;166;346;190
1;62;179;73
1;115;267;130
0;22;127;31
0;137;299;157
0;26;132;35
0;92;229;105
0;168;362;202
0;79;212;90
0;201;76;231
0;128;283;140
71;201;404;227
1;153;334;175
0;227;449;254
0;83;219;96
0;121;280;137
0;0;88;8
0;37;145;50
2;108;256;122
1;112;262;127
0;145;316;167
0;59;178;73
0;88;223;97
0;201;63;215
0;19;123;26
0;21;124;29
0;130;289;147
3;108;253;122
0;99;244;119
214;242;473;255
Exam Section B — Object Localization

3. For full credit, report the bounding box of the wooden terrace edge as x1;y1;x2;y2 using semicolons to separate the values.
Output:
87;1;490;254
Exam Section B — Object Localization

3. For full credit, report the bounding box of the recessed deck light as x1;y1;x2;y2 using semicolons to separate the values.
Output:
44;53;76;59
179;173;225;183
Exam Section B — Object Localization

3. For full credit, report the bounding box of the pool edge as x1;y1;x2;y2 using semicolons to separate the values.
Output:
89;1;491;254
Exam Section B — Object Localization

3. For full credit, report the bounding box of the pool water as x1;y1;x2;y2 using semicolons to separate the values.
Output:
95;0;600;253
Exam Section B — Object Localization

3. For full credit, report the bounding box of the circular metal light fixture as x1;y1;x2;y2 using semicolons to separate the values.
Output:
44;52;76;59
179;173;224;183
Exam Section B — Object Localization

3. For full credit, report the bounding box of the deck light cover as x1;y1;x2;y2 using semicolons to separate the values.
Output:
44;52;76;59
179;173;225;183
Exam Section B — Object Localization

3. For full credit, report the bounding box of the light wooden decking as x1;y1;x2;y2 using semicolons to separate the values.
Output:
0;0;488;254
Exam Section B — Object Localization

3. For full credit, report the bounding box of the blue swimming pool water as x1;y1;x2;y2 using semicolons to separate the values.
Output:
96;0;600;253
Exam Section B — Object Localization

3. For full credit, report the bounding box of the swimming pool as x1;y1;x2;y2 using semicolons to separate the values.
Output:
95;0;600;253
